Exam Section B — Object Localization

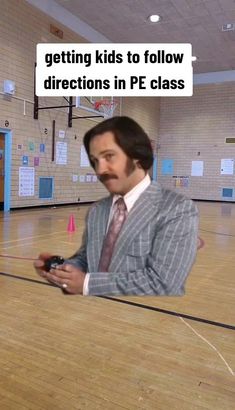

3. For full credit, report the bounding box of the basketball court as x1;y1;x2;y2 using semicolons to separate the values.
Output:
0;201;234;409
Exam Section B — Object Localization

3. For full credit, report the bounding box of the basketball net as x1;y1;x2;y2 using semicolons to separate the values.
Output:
94;99;118;118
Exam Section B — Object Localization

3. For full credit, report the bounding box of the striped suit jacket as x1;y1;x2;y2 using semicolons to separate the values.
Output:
68;182;199;296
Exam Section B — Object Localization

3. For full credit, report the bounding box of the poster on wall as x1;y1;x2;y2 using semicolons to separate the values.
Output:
221;159;234;175
28;142;35;151
22;155;28;165
80;145;90;167
19;167;35;196
56;141;67;164
191;160;204;176
79;175;85;183
58;130;65;139
72;174;78;182
34;157;40;166
161;159;174;175
92;175;98;182
173;176;189;188
86;174;92;182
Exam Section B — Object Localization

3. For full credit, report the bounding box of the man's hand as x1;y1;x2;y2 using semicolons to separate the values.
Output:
34;254;86;294
34;252;53;280
48;264;86;294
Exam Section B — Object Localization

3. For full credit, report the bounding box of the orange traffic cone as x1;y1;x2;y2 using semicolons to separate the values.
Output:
67;214;76;233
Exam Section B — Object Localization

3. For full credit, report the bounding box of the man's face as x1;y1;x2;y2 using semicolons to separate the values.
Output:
89;131;145;195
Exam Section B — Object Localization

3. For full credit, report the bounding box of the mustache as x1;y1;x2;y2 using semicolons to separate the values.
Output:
98;174;118;183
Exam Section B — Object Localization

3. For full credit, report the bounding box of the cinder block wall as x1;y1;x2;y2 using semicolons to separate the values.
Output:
1;0;234;207
157;83;235;201
0;0;159;208
120;97;160;142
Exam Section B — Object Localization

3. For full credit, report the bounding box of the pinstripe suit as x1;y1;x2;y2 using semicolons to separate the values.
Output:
68;182;198;296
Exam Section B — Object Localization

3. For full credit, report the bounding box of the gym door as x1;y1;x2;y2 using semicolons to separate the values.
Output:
0;134;5;210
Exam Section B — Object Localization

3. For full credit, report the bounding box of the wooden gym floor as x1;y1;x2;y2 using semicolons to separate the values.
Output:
0;201;234;409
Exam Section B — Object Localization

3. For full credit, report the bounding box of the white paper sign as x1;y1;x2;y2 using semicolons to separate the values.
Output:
79;175;85;183
92;175;98;182
80;145;90;167
221;159;234;175
19;167;35;196
86;174;92;182
58;130;65;138
191;161;204;176
56;141;67;164
72;174;78;182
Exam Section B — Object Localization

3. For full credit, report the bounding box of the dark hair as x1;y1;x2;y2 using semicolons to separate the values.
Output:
83;116;153;170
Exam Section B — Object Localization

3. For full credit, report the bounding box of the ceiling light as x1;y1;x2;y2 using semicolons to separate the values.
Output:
148;15;161;23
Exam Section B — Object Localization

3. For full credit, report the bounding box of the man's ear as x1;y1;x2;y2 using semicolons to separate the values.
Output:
134;159;141;168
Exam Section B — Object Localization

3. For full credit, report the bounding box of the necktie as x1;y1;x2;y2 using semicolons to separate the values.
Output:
98;197;128;272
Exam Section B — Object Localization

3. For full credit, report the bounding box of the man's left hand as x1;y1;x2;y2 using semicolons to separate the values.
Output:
45;264;86;294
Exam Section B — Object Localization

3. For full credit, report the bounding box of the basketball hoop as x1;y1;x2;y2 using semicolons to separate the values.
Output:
94;99;118;118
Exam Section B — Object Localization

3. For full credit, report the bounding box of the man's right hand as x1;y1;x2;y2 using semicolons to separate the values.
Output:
34;252;53;279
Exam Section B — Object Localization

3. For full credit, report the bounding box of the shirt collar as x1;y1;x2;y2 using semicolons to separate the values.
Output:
112;174;151;212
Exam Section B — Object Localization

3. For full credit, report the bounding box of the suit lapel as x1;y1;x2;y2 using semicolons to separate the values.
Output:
88;196;112;271
109;183;162;272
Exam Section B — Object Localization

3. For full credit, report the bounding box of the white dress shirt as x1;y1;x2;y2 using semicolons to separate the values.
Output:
83;174;151;295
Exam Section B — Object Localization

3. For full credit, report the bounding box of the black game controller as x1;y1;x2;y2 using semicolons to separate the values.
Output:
44;255;65;272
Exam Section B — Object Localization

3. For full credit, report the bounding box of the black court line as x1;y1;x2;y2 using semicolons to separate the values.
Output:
200;228;235;237
100;296;235;331
0;270;234;331
0;271;57;287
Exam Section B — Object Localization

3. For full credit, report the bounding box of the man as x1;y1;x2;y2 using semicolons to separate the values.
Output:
34;116;198;296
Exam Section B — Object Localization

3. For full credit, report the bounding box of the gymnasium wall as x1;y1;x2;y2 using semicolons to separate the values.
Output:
157;83;235;201
0;0;160;208
1;0;234;208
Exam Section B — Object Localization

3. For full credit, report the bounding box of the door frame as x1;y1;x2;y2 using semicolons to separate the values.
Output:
0;128;12;212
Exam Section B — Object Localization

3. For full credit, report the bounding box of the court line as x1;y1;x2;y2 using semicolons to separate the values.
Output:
0;270;234;331
0;254;35;261
1;236;73;250
0;271;56;287
0;208;82;222
200;229;235;237
0;230;69;245
100;296;235;331
179;317;234;376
